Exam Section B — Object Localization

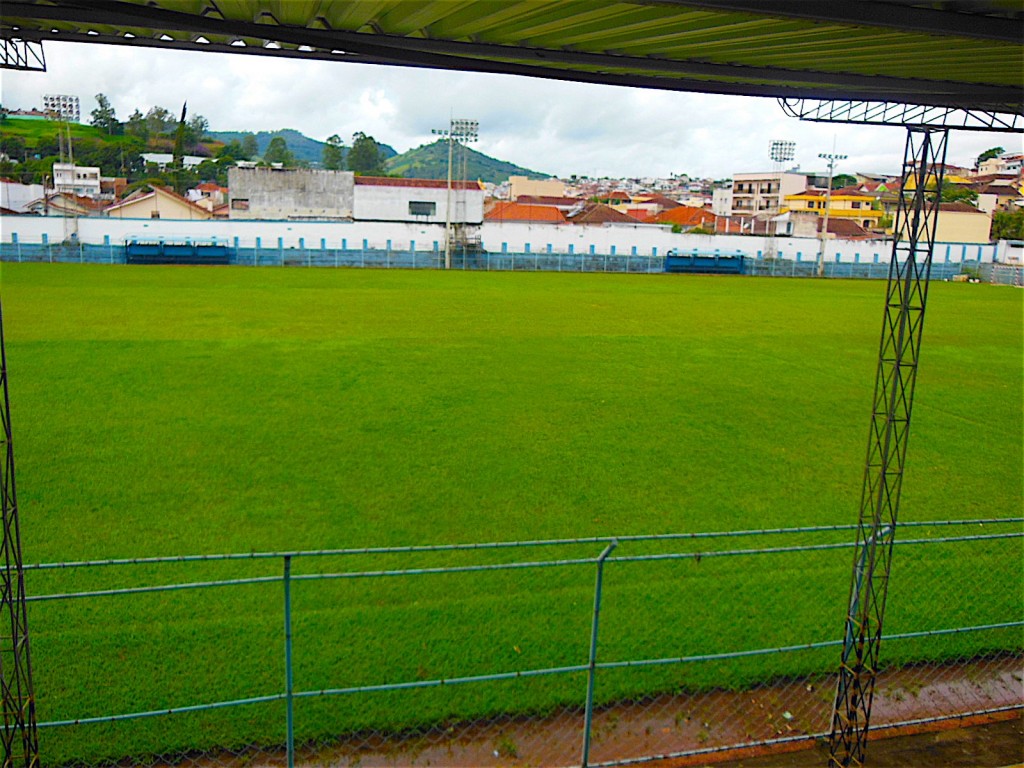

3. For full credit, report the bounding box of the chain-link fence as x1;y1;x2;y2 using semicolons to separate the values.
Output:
981;263;1024;287
30;518;1022;767
0;241;994;281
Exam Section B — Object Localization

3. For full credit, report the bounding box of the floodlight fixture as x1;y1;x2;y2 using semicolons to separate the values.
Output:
769;139;796;164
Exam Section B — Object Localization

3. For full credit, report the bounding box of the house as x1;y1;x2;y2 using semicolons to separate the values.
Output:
52;163;101;197
105;185;213;220
933;202;992;244
652;205;716;230
508;176;566;200
188;182;229;210
783;188;883;230
485;201;567;223
566;203;643;225
24;192;106;217
140;153;208;171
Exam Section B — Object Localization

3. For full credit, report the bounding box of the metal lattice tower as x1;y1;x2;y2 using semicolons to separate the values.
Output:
0;299;39;767
827;127;949;767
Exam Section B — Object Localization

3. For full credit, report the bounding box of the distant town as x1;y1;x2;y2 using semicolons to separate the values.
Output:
2;94;1022;249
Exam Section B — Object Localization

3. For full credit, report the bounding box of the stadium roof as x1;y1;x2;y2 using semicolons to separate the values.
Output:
2;1;1021;115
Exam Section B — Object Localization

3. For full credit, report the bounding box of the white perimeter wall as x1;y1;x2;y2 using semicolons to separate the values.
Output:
0;214;1001;263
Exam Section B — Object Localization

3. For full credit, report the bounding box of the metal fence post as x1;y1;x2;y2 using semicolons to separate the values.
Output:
283;555;294;768
582;540;617;768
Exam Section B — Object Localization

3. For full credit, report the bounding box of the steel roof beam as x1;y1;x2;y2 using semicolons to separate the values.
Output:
3;1;1020;111
658;0;1023;43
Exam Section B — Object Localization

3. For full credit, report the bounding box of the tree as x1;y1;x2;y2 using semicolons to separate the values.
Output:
347;131;385;175
940;185;979;204
145;106;175;137
241;134;259;159
322;134;345;170
991;210;1024;241
832;173;857;190
263;136;294;166
124;109;149;142
172;102;188;168
216;139;245;161
90;93;120;134
188;114;210;144
976;146;1004;167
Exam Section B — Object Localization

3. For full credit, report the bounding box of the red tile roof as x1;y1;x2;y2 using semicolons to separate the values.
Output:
515;195;583;207
631;193;681;209
939;202;986;213
355;176;483;190
485;201;566;223
653;206;716;227
568;203;639;225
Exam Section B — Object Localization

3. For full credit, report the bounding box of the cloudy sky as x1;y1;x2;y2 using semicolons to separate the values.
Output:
3;41;1017;180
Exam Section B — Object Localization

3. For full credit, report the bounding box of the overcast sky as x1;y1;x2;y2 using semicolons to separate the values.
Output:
3;41;1017;180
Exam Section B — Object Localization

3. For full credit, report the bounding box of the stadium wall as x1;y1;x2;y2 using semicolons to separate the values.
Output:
0;214;1001;264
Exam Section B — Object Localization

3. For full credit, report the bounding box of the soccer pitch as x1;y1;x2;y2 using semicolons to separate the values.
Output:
3;263;1021;761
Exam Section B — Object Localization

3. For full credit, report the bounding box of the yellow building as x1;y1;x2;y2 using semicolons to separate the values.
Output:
782;189;882;229
933;202;991;244
105;185;212;220
508;175;566;200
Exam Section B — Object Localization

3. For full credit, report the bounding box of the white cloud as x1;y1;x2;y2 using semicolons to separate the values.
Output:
3;41;1017;179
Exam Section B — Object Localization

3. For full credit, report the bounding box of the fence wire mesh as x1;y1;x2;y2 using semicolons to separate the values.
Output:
0;241;1001;282
28;519;1022;767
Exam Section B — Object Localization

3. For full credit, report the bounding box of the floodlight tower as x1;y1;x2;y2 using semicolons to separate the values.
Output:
766;140;795;258
817;146;848;277
432;118;479;269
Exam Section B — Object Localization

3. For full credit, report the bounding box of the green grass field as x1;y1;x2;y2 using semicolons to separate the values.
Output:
2;263;1021;762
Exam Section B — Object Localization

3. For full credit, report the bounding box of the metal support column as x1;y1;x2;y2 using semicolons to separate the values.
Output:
827;126;949;767
0;300;40;768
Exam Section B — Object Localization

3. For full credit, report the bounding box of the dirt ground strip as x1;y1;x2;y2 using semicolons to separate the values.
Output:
155;659;1021;768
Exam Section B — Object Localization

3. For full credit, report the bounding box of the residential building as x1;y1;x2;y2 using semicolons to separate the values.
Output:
24;192;106;217
52;163;101;197
508;176;566;200
934;202;991;244
105;185;213;220
652;206;716;230
141;153;208;171
977;152;1023;176
485;201;567;223
783;187;883;230
730;172;807;217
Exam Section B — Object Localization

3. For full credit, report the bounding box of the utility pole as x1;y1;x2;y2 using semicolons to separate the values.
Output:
432;118;478;270
817;143;847;277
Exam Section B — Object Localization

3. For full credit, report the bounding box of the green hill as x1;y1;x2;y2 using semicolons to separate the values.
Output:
209;129;397;166
387;140;549;184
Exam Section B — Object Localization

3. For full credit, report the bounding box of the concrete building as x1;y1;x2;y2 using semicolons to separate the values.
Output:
227;167;485;225
730;172;807;217
52;163;101;197
228;167;355;221
354;176;484;224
